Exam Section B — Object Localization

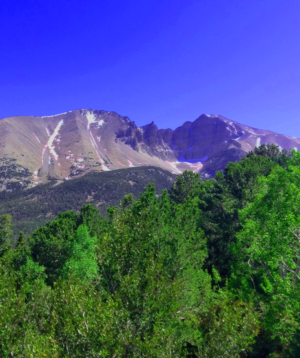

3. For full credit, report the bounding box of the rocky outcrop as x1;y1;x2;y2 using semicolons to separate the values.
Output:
0;109;299;190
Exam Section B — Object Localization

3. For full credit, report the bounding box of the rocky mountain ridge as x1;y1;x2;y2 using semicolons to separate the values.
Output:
0;109;299;191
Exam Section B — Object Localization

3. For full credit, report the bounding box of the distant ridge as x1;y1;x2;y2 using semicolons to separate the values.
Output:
0;109;299;191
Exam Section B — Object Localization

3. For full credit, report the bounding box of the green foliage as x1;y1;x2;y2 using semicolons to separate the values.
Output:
247;143;282;158
62;225;98;283
169;170;202;205
0;214;12;256
0;166;175;238
231;164;300;356
2;145;300;356
78;203;106;237
194;292;259;358
29;210;79;285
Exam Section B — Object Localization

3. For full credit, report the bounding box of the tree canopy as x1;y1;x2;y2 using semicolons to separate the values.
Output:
0;145;299;357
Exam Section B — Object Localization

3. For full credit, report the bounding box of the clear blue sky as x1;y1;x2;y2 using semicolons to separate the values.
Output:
1;0;300;136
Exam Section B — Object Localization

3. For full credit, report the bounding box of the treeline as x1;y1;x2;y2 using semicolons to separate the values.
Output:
0;166;175;238
0;144;300;357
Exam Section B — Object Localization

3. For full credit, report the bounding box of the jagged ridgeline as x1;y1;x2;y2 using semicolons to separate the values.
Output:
1;109;300;191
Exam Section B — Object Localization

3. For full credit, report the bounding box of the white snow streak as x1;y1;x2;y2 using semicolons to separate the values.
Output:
33;134;41;143
116;160;127;167
40;111;71;118
166;161;203;174
47;120;64;160
89;131;110;171
42;120;63;164
256;138;261;147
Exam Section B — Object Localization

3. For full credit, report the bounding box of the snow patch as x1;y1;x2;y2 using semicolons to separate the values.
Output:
86;111;97;130
186;162;203;171
166;161;203;174
256;138;261;147
128;160;135;167
166;161;182;174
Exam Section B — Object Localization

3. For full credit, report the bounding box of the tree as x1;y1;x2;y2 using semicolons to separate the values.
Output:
29;210;79;285
169;170;202;205
0;214;12;256
231;164;300;356
78;203;106;237
62;225;98;283
247;143;281;158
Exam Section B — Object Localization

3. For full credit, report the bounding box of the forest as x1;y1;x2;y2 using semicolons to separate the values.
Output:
1;144;300;357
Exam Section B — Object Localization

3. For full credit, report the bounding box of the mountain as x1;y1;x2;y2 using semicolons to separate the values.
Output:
1;109;299;191
0;166;175;237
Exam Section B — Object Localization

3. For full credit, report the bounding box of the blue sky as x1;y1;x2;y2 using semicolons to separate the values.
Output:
1;0;300;136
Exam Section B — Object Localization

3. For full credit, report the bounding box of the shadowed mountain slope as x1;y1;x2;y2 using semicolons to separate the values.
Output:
0;166;175;237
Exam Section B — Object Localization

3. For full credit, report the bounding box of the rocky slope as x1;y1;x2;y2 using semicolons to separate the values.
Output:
0;166;175;237
0;109;299;190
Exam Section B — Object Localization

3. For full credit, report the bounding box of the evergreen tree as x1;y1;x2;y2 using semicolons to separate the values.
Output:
0;214;12;256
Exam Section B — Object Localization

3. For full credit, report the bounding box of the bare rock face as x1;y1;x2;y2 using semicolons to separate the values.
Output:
170;115;243;161
0;109;299;191
117;120;176;161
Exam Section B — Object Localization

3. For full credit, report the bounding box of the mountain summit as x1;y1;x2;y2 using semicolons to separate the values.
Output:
0;109;299;191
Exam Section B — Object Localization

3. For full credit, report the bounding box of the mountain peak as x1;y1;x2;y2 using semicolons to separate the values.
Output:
0;109;299;191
